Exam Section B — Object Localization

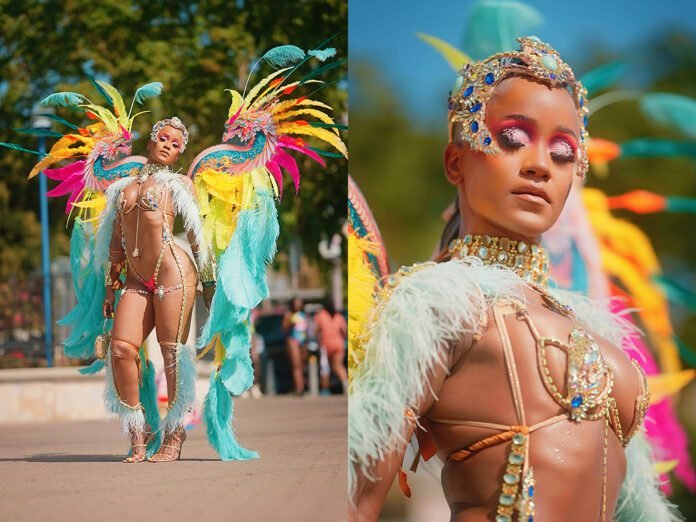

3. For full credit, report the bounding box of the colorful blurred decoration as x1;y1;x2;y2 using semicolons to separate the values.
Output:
415;0;696;494
347;175;389;380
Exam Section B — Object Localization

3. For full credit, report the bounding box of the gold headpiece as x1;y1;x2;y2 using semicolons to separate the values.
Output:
151;116;189;152
448;36;589;176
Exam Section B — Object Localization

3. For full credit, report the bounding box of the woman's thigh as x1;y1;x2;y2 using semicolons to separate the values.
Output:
112;290;155;347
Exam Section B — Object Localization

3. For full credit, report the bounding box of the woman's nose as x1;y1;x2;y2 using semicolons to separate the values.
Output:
520;143;550;179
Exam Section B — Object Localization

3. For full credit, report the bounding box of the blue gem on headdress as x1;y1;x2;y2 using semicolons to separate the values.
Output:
463;85;474;98
470;121;479;133
549;74;556;80
448;101;453;110
485;72;495;85
469;102;482;113
579;97;584;107
583;115;589;127
483;136;492;146
528;485;535;497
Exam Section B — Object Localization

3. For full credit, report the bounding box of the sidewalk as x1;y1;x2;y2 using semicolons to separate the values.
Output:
0;396;347;522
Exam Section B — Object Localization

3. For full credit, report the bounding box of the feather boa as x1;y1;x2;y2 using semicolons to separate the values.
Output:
103;347;146;435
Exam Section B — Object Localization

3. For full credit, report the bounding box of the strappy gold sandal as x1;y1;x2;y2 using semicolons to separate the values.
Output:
123;427;154;463
148;426;186;462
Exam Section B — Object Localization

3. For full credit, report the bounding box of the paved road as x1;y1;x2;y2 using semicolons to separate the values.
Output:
0;396;347;522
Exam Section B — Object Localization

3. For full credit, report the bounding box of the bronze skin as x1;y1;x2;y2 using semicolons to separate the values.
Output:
353;77;645;521
102;125;214;463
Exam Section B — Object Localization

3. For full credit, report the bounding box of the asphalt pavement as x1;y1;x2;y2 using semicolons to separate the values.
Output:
0;395;347;522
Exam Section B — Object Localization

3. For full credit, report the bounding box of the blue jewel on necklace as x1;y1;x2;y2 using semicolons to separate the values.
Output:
571;395;583;408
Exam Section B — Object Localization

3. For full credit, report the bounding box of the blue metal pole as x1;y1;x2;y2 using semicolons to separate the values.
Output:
38;135;53;367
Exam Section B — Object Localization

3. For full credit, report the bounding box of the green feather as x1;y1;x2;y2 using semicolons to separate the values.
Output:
462;0;543;59
43;114;79;130
40;92;87;107
309;122;348;130
133;82;163;105
675;337;696;368
308;147;345;158
298;58;346;85
11;127;64;138
666;196;696;213
581;62;627;97
652;274;696;311
88;76;114;107
261;45;305;68
0;141;43;156
620;139;696;158
640;93;696;139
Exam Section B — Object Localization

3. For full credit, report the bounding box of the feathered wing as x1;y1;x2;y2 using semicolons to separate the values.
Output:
189;44;347;460
1;82;162;369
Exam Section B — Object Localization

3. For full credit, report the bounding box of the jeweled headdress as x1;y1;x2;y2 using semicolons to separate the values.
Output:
448;36;589;176
151;116;189;152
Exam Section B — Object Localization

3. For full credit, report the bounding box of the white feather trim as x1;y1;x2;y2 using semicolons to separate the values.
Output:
94;176;136;269
348;258;527;496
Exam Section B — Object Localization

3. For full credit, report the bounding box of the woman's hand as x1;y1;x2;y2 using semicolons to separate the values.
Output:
103;288;115;318
203;284;215;310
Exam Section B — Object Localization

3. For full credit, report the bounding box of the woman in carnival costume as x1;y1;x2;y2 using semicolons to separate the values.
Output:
3;41;346;464
349;37;681;521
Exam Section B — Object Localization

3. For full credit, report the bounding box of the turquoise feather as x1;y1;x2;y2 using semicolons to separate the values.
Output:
139;355;162;456
666;196;696;214
298;59;346;85
581;62;627;97
204;372;259;460
0;142;43;156
308;147;345;158
675;337;696;368
11;128;64;138
261;45;305;68
40;92;86;108
78;359;105;375
88;76;113;107
462;0;543;59
620;139;696;158
43;114;79;130
133;82;163;105
308;48;337;61
652;274;696;311
640;93;696;139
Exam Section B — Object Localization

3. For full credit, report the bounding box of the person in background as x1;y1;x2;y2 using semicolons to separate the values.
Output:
314;299;348;394
283;297;308;396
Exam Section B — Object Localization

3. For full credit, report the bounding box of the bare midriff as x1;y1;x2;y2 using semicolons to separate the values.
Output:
423;286;645;521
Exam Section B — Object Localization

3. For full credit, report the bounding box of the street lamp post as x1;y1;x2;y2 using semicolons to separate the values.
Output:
32;106;55;367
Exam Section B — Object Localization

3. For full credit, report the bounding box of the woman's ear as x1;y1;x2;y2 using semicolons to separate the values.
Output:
444;142;465;185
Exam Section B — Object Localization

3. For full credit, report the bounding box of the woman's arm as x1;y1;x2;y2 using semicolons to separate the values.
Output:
351;361;450;521
103;213;125;318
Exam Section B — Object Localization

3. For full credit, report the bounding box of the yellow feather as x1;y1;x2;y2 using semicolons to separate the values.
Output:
244;67;292;105
79;104;118;133
95;81;127;127
225;90;244;119
647;370;696;403
275;108;339;135
273;98;333;114
347;234;380;382
252;80;323;110
416;32;472;71
277;122;347;157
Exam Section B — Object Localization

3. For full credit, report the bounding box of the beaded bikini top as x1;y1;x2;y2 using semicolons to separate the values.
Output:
402;235;650;522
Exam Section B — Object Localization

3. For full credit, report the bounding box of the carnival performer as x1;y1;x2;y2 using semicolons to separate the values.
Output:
2;40;346;465
349;37;681;521
100;116;214;463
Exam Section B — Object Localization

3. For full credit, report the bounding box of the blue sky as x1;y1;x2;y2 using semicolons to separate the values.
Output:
349;0;696;125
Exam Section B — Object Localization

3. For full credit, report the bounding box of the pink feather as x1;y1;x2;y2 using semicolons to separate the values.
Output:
277;136;326;167
273;149;300;194
44;160;85;181
266;161;284;198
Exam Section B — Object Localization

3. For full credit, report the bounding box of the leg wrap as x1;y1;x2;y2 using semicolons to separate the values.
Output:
160;343;197;435
105;340;145;435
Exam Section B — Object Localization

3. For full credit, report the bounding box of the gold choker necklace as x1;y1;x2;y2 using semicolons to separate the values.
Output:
449;234;549;287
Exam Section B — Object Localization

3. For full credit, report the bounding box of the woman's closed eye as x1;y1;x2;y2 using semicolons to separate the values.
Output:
497;126;532;149
549;138;576;163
